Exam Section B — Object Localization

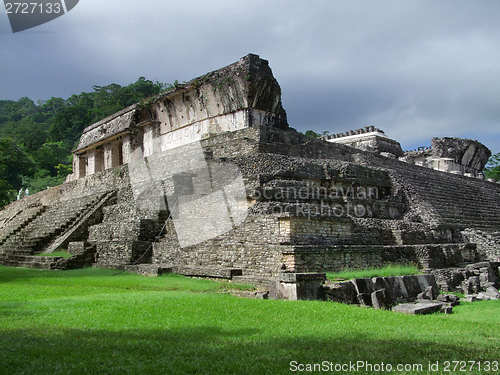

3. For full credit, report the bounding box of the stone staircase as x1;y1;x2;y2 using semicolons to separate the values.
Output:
0;192;112;269
0;254;66;270
0;247;97;270
0;204;46;246
89;187;168;267
42;191;116;254
360;153;500;232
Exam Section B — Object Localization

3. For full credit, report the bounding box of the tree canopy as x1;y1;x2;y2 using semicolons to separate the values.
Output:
484;152;500;181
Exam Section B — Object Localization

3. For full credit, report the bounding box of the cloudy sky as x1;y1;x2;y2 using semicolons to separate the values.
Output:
1;0;500;153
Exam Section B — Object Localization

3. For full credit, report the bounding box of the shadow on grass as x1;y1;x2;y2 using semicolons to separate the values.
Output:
0;266;106;283
0;326;497;375
0;266;125;283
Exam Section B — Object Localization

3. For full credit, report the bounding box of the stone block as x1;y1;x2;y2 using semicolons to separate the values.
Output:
417;286;434;301
371;289;393;310
323;281;358;304
436;294;460;306
278;272;326;283
484;287;500;299
173;266;243;279
463;295;478;302
473;262;492;269
124;264;173;277
416;274;439;299
402;275;423;298
385;276;410;301
441;305;453;314
424;285;435;300
392;302;443;315
480;267;497;285
476;293;492;300
270;273;326;301
357;293;372;307
372;277;394;299
351;278;375;295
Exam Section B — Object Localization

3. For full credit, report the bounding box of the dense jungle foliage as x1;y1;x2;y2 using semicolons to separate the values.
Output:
484;152;500;181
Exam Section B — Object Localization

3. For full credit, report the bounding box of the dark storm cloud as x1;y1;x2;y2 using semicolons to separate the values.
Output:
1;0;500;152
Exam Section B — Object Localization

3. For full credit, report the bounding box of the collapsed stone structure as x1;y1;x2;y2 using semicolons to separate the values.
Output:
322;127;404;158
1;54;500;300
323;127;492;178
323;274;462;314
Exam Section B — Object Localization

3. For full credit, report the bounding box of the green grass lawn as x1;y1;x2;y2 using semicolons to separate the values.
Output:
35;250;74;258
326;264;421;281
0;266;499;375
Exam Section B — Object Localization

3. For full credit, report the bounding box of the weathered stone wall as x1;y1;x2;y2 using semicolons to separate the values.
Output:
461;229;500;262
430;261;500;293
279;243;476;274
88;185;167;266
152;215;285;278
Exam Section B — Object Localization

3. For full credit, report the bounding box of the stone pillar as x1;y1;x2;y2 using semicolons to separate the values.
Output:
86;148;104;175
104;142;121;170
94;147;104;173
122;135;131;164
143;124;154;157
72;153;87;179
104;144;113;170
86;149;96;176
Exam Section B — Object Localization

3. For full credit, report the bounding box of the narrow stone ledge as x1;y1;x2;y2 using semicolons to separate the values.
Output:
278;272;326;283
172;265;243;279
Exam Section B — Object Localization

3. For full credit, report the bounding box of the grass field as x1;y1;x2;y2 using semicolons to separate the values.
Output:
34;250;73;258
326;264;421;281
0;266;499;374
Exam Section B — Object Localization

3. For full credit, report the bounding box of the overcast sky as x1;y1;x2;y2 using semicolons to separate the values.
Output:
1;0;500;153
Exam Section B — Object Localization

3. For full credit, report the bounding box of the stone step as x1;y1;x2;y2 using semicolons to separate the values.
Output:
392;302;443;315
0;194;107;256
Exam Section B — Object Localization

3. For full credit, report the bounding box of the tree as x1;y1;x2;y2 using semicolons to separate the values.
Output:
484;152;500;181
1;120;48;153
304;130;321;138
0;137;34;193
49;99;92;148
33;141;70;176
0;178;14;208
